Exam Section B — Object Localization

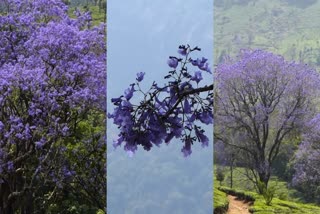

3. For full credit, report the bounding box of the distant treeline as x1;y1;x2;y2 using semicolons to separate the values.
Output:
0;0;106;12
215;0;318;9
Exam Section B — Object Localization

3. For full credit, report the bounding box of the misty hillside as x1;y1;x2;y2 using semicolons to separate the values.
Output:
214;0;320;67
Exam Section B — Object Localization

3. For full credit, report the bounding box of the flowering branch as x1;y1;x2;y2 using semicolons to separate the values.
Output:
109;45;213;156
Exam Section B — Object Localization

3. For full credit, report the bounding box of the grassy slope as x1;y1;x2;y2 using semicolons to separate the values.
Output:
214;0;320;66
214;166;320;213
214;185;229;212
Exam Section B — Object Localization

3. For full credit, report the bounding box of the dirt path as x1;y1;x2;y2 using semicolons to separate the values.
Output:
227;195;251;214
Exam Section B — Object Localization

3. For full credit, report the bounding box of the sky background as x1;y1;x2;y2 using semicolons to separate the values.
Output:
107;0;213;213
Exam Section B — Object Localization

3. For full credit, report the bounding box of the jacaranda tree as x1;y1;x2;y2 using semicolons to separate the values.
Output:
109;45;213;157
0;0;106;213
292;114;320;204
214;49;320;193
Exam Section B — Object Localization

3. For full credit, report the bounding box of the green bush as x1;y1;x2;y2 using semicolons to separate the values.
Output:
278;191;288;201
216;167;225;186
257;180;276;205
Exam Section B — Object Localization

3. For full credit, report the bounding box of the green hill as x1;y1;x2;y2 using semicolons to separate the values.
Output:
214;0;320;67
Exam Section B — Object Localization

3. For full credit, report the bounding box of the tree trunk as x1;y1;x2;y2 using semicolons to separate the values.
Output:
21;191;34;214
229;154;235;189
230;163;233;189
0;183;14;214
257;170;270;194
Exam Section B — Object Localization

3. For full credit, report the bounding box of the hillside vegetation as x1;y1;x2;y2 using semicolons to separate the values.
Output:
214;166;320;213
214;0;320;66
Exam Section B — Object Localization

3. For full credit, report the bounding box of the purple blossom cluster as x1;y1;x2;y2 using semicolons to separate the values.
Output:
0;0;106;212
292;114;320;202
216;49;320;137
109;45;213;157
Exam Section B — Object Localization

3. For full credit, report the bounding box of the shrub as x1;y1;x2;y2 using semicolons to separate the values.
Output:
216;167;225;186
257;180;276;205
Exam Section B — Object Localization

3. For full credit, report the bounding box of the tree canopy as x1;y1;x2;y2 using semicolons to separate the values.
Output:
292;114;320;203
214;49;320;192
0;0;106;213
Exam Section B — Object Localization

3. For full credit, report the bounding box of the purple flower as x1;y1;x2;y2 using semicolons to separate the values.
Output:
109;45;213;157
121;100;133;110
7;161;14;171
191;71;203;84
124;84;135;100
35;138;46;149
197;111;213;125
0;121;4;131
190;57;207;66
62;126;69;136
195;126;209;147
199;62;211;74
181;137;193;157
167;57;179;68
136;72;145;82
111;96;123;104
190;57;211;73
165;132;175;143
178;45;187;56
183;99;192;114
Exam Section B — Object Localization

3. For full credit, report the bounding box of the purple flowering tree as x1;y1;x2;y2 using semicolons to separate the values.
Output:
292;115;320;204
215;49;320;193
0;0;106;213
109;45;213;157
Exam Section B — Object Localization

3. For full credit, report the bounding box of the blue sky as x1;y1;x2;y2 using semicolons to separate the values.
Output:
107;0;213;213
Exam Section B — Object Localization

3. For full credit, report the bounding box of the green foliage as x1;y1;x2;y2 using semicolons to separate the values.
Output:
214;165;320;213
218;186;320;213
215;165;302;201
263;186;276;206
68;5;106;26
213;186;229;213
257;180;276;205
216;167;225;186
47;199;101;214
87;5;106;26
214;0;320;69
278;191;289;201
271;140;298;181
